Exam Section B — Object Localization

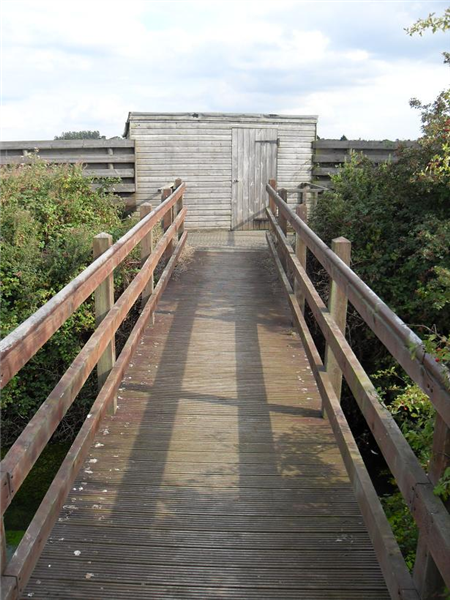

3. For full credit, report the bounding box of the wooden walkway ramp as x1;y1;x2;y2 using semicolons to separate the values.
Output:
24;247;389;599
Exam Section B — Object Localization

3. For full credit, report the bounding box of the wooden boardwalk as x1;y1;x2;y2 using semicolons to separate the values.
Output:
24;248;389;599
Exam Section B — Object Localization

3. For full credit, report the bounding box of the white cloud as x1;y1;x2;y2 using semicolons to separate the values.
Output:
1;0;448;140
297;59;447;139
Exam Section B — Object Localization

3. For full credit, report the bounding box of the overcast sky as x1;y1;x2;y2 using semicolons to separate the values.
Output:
1;0;448;141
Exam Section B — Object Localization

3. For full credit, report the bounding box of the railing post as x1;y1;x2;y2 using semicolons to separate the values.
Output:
140;203;154;323
93;233;116;415
1;516;6;574
324;237;351;404
301;185;310;206
295;204;308;313
161;186;173;259
278;188;288;236
413;415;450;598
310;189;319;208
278;189;288;271
174;178;184;241
268;178;277;215
301;185;319;210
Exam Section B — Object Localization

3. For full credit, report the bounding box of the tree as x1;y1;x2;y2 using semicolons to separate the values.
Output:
406;6;450;63
0;160;130;443
54;131;106;140
308;10;450;579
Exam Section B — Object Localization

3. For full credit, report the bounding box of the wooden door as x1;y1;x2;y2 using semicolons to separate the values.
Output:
231;128;278;230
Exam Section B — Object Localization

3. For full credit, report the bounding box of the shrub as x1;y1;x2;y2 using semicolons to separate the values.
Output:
309;90;450;568
0;160;136;444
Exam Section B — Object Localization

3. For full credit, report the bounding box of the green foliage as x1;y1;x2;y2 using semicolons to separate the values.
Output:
376;376;434;570
434;467;450;501
382;491;419;570
406;6;450;63
310;89;450;572
0;160;134;444
406;7;450;36
1;443;70;532
379;374;450;576
54;130;106;140
376;372;435;466
410;90;450;186
310;92;450;335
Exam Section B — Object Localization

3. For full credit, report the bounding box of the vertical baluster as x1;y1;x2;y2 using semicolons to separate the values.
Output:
278;188;288;271
295;204;308;314
324;237;351;406
174;178;184;241
1;516;7;575
161;186;173;259
301;184;310;208
140;203;154;323
268;178;277;215
93;233;116;415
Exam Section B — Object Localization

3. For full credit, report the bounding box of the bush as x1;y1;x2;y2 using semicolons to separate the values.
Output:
310;88;450;362
0;160;137;445
309;90;450;567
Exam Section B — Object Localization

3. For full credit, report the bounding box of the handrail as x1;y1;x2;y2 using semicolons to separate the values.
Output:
1;233;188;600
0;207;187;516
266;183;450;428
0;182;185;388
266;232;419;600
265;182;450;598
0;180;187;598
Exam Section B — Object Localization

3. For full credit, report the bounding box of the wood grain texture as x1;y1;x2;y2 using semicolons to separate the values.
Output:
312;140;416;186
231;128;277;230
0;140;136;202
2;235;188;600
265;198;450;590
23;248;388;599
266;232;418;600
129;115;315;229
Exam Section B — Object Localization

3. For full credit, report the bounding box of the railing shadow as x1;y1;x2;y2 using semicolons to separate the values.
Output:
31;247;386;597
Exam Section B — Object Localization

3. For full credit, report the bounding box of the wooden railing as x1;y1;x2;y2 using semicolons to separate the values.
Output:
0;179;187;600
266;179;450;600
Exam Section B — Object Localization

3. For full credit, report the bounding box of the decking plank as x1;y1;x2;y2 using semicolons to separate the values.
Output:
23;249;389;599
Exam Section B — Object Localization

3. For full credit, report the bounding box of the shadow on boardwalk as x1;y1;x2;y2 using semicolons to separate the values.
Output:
23;249;389;599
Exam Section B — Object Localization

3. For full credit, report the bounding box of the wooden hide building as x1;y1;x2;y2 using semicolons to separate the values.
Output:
125;112;317;230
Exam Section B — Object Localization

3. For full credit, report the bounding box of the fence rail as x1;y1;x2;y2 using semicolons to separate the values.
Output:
313;139;415;187
0;139;136;205
266;180;450;600
0;180;187;600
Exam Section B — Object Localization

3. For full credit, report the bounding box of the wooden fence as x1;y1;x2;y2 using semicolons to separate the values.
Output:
0;180;186;600
266;180;450;600
313;139;415;187
0;139;136;207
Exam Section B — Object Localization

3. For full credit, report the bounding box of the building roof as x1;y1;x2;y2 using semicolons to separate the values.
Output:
123;111;318;137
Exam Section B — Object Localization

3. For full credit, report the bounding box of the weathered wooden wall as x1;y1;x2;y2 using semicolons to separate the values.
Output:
313;139;415;187
0;139;136;206
126;112;317;229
